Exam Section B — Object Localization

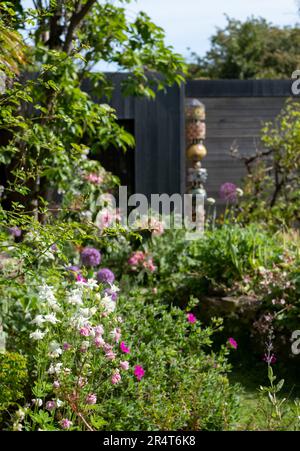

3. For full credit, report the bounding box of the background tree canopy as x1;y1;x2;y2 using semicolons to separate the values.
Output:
0;0;186;214
188;16;300;79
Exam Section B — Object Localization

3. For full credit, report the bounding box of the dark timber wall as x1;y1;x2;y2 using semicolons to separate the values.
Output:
83;73;185;198
186;80;293;205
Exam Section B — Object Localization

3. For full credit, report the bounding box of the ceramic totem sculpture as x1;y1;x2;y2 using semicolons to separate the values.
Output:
185;98;207;232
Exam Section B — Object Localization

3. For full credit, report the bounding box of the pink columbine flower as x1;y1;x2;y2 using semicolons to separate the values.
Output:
46;400;56;411
103;343;112;353
111;328;121;343
120;341;130;354
94;325;104;336
94;336;105;348
105;350;116;361
53;380;60;389
228;337;238;350
187;313;197;324
134;365;145;381
120;361;129;371
60;418;72;430
85;393;97;405
79;326;90;337
111;370;122;385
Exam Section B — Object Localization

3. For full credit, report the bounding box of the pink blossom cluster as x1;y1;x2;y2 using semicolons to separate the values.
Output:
84;173;103;185
128;251;156;273
96;208;121;230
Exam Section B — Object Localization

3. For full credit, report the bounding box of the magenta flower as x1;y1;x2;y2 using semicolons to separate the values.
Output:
134;365;145;381
81;247;101;267
60;418;72;430
76;273;87;283
219;182;238;203
111;370;122;385
96;268;115;285
187;313;197;324
228;337;238;349
120;341;130;354
63;342;71;351
120;361;129;371
263;353;277;365
85;393;97;405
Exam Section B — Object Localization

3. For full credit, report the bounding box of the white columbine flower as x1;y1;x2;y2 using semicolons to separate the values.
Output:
30;329;46;340
102;294;116;313
86;278;98;290
48;362;63;375
49;341;62;358
44;313;59;324
32;398;43;407
56;399;63;408
68;290;83;306
110;284;120;293
31;315;45;327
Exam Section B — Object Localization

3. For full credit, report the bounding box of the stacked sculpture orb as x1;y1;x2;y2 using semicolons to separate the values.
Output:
185;98;208;232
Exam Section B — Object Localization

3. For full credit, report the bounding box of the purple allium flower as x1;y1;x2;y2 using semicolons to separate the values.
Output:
80;247;101;267
66;265;80;273
96;268;115;285
219;183;238;203
104;288;118;301
63;342;71;351
8;226;21;238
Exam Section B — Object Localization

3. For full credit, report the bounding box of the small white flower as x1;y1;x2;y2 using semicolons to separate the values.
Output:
32;398;43;407
30;329;46;340
13;423;23;431
56;398;63;408
31;315;45;327
102;294;116;313
206;197;216;205
236;188;244;197
16;408;26;421
48;362;63;375
49;341;62;358
86;278;98;290
68;290;83;306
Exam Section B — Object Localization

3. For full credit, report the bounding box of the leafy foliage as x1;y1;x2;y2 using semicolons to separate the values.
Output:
188;16;300;79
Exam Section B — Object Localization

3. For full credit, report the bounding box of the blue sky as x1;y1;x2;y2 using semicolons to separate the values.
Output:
22;0;300;60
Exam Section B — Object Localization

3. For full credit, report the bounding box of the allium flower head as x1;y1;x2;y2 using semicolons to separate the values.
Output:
46;400;56;411
134;365;145;381
81;247;101;267
8;226;22;237
219;182;238;203
96;268;115;285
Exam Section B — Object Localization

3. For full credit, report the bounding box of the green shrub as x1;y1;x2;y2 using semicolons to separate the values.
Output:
0;352;28;410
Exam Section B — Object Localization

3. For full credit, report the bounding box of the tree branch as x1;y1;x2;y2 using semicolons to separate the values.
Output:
63;0;97;54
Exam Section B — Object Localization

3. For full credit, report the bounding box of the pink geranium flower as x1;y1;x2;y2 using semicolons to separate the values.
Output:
228;337;238;349
60;418;72;430
111;370;121;385
187;313;197;324
120;341;130;354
